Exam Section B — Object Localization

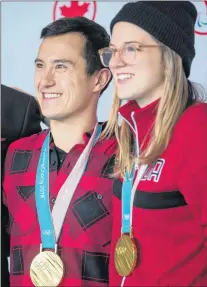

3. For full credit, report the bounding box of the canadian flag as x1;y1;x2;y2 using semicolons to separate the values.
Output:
53;1;97;22
60;2;90;18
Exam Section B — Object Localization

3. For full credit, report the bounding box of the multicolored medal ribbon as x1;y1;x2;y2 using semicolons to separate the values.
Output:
114;164;148;278
30;124;102;286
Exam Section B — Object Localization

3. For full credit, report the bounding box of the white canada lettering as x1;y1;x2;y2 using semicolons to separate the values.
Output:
141;159;165;183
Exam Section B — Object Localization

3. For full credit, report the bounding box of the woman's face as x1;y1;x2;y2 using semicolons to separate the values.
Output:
110;22;165;107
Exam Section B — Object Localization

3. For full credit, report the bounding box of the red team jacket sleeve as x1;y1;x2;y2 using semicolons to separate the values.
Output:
177;103;207;247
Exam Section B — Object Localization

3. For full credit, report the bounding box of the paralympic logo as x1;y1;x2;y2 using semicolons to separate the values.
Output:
195;1;207;35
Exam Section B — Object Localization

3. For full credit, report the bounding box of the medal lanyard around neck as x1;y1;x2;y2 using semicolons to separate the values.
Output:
121;128;148;234
35;124;102;250
121;164;148;234
120;164;148;287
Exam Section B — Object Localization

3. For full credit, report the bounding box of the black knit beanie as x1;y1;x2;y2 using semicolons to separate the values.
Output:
110;1;197;78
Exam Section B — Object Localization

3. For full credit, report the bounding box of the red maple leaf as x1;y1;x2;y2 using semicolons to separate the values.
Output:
60;1;90;18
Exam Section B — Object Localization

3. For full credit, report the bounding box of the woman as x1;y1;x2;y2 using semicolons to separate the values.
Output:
99;1;207;286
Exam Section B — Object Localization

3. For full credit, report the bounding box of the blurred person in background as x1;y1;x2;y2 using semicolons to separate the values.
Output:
1;84;42;287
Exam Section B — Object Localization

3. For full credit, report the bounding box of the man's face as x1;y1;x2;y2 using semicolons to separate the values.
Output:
35;33;98;120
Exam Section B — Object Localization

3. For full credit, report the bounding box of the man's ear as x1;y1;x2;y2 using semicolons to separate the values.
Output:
93;68;112;94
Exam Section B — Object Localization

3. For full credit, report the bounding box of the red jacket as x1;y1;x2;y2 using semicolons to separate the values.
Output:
110;100;207;286
3;126;116;287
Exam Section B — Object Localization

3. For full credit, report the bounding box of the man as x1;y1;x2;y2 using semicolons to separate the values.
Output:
1;84;42;287
2;17;116;287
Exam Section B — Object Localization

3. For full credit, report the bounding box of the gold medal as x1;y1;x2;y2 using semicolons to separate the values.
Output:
114;234;138;277
30;250;64;286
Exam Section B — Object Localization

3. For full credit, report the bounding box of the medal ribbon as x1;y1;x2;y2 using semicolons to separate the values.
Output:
121;164;148;234
35;124;102;249
121;169;135;234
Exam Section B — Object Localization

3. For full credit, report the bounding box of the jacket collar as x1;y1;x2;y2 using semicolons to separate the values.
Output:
36;122;115;153
118;99;159;149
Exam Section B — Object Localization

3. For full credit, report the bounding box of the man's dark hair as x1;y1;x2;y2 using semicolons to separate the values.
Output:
41;17;112;95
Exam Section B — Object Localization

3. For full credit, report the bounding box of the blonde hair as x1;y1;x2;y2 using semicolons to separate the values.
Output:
101;45;203;178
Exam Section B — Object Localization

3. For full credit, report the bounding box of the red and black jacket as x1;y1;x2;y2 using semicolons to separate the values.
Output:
3;124;116;287
110;100;207;286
